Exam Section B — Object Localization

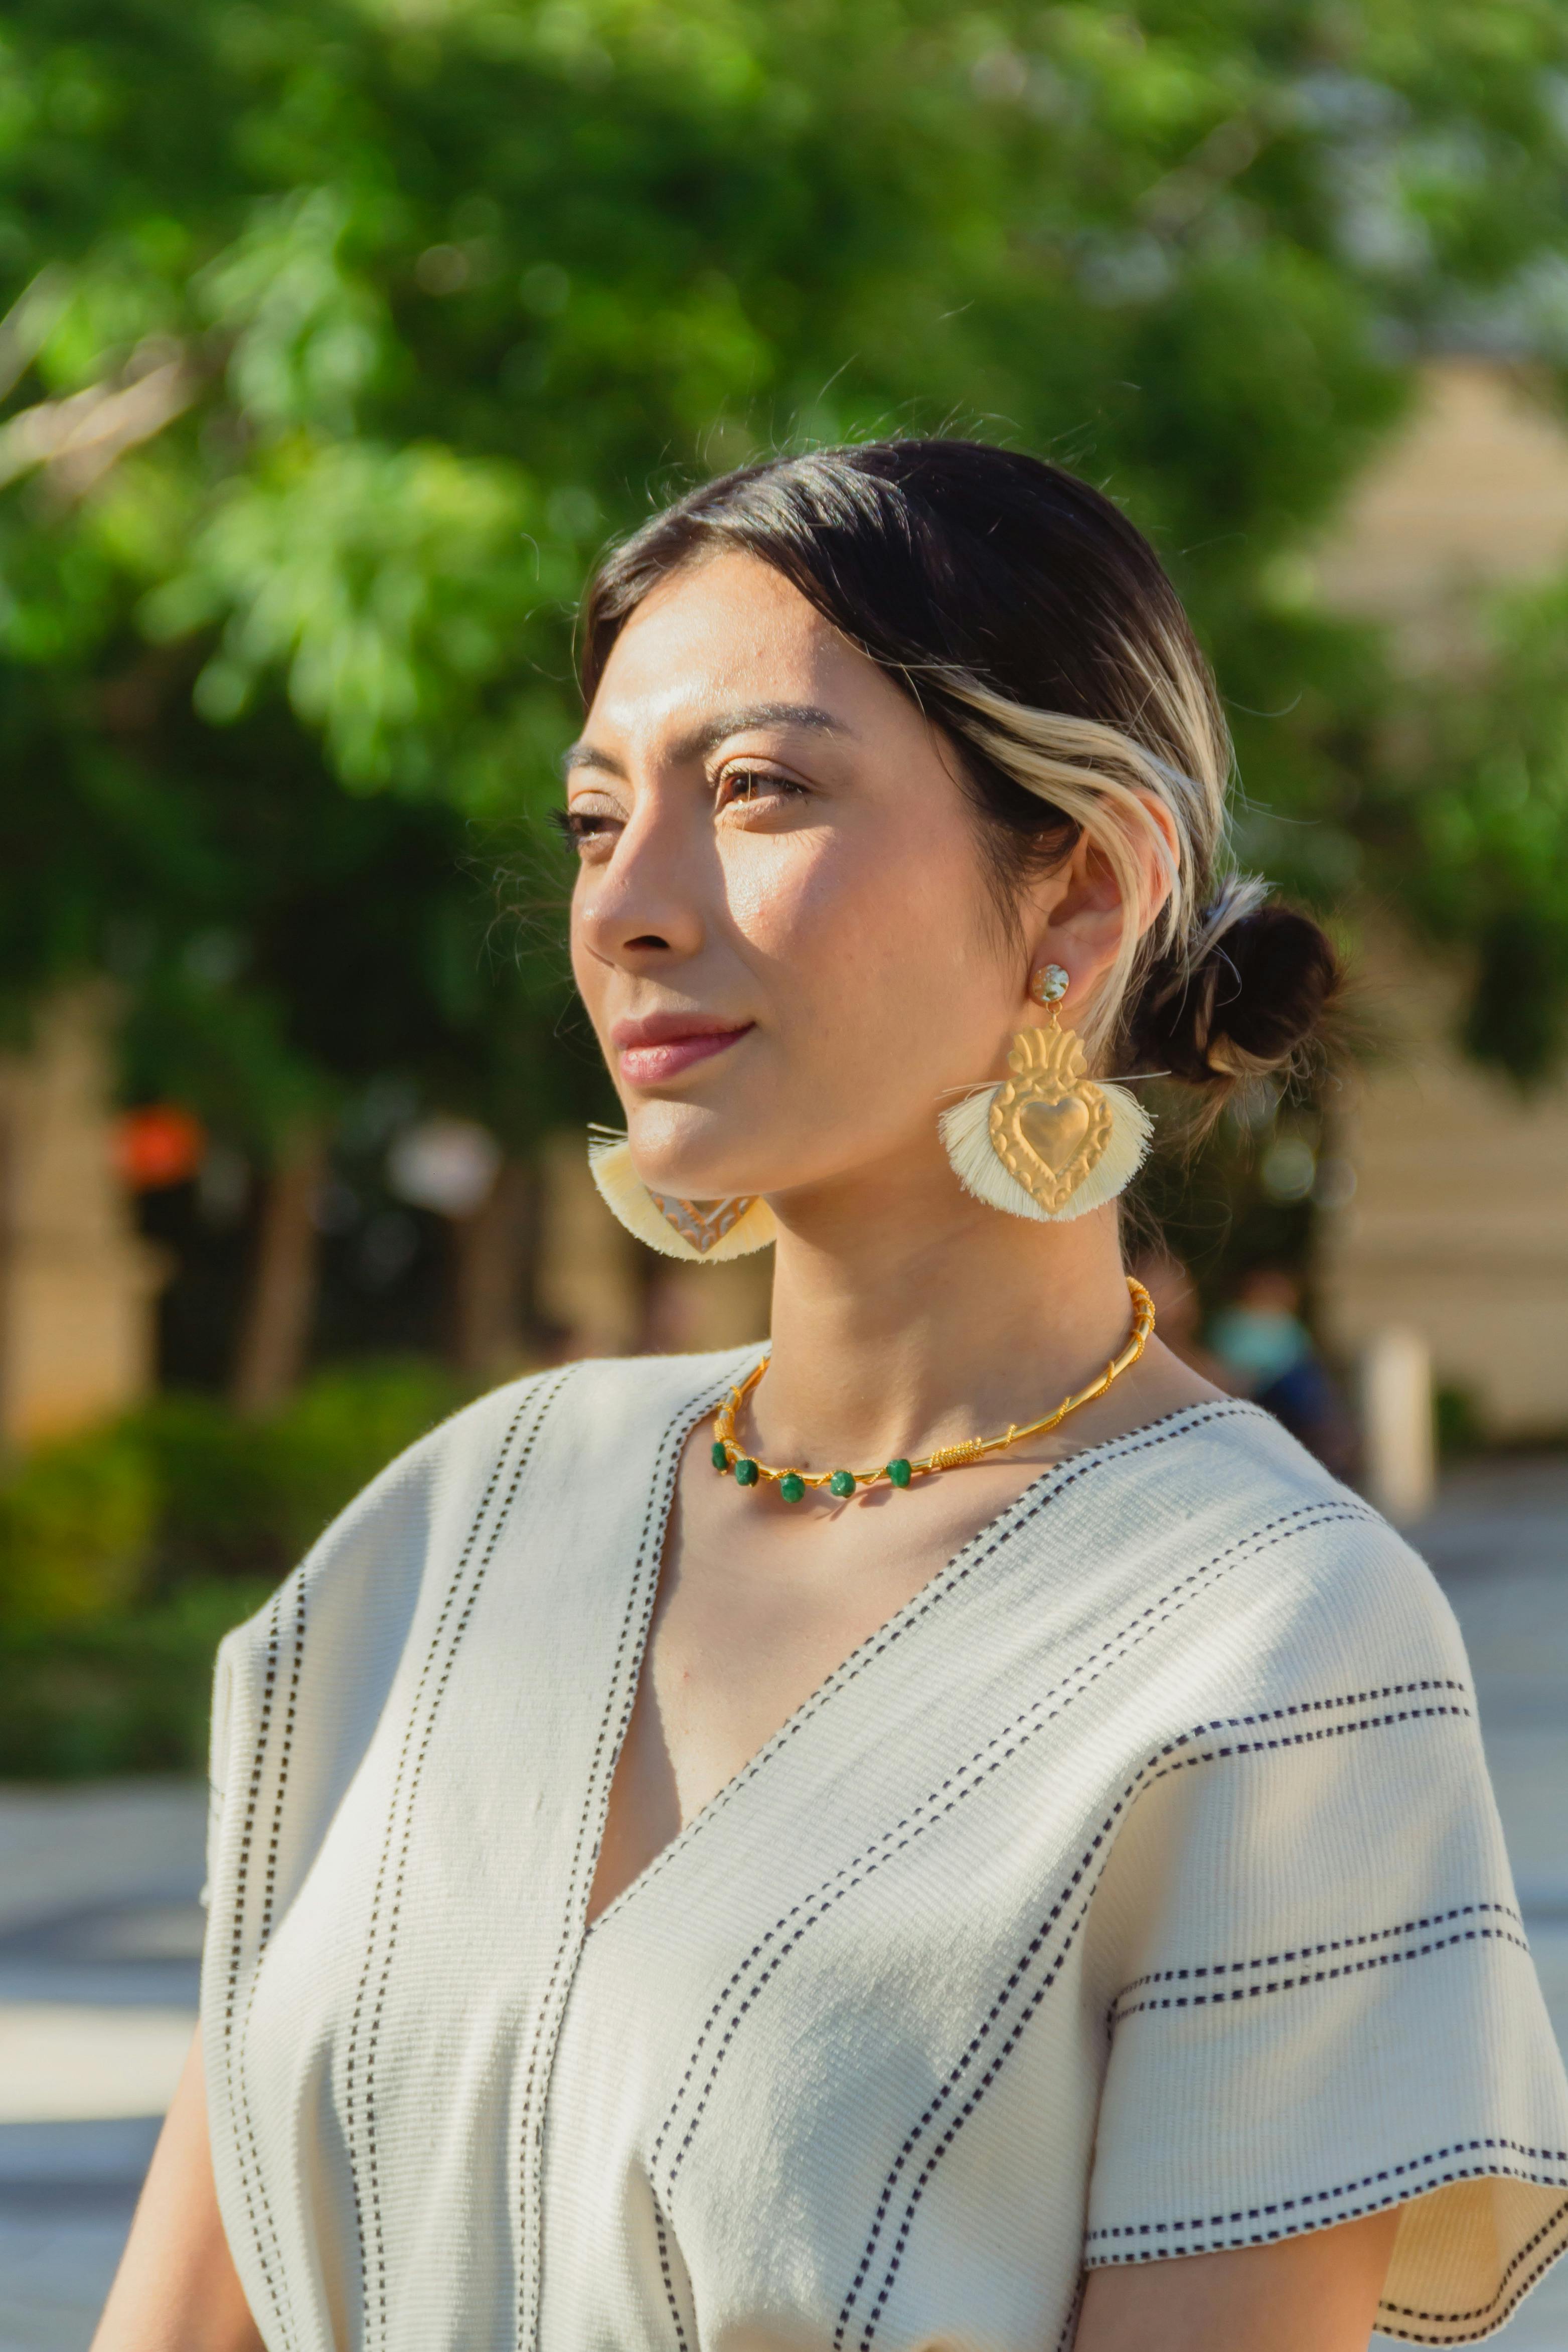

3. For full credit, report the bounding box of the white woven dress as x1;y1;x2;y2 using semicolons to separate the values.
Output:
201;1352;1568;2352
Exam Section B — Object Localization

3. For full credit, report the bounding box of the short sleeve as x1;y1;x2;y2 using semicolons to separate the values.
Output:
200;1634;236;1912
1082;1529;1568;2343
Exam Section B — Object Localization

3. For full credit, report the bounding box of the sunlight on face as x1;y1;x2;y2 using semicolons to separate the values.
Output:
566;552;1023;1206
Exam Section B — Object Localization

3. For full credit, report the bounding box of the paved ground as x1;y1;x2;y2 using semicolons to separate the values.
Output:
1;1459;1564;2350
0;1786;204;2351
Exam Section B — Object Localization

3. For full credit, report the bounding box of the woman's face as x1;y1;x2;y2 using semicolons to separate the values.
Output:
566;550;1036;1208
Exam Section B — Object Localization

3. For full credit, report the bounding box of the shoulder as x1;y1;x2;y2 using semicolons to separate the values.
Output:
207;1348;756;1802
405;1343;759;1474
1075;1413;1492;1985
335;1344;755;1506
1078;1399;1470;1712
213;1348;754;1686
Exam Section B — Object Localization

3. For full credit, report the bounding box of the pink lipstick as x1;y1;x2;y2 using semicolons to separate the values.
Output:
611;1013;753;1087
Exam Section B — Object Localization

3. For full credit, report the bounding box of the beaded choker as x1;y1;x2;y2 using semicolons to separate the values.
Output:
710;1276;1155;1504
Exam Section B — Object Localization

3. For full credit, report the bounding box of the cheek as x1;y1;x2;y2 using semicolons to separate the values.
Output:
726;825;1000;1037
567;893;597;1005
568;859;620;980
722;834;845;963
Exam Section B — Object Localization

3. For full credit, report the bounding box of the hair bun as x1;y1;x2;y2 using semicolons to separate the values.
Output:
1134;901;1340;1088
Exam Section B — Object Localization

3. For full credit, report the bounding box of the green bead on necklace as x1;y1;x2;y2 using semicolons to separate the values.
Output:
706;1278;1156;1506
775;1465;856;1503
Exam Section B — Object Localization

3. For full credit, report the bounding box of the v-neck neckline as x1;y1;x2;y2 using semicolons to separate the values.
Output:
581;1378;1261;1941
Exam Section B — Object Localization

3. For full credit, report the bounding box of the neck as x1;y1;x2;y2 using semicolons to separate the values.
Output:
752;1146;1136;1470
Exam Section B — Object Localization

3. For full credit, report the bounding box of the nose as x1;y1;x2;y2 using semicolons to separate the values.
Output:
573;794;707;974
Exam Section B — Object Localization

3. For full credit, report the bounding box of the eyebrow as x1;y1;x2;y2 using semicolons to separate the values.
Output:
560;701;849;781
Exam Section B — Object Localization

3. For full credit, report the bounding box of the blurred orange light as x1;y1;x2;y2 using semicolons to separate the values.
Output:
115;1104;207;1191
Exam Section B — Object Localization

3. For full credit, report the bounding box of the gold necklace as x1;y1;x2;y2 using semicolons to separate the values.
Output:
711;1276;1155;1503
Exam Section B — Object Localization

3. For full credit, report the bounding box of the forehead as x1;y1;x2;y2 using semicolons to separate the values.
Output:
586;551;879;736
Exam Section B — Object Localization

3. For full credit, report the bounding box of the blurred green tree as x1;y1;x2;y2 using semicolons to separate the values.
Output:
3;0;1567;1382
1370;569;1568;1082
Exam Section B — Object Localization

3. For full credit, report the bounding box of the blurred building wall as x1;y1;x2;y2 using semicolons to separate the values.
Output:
0;988;167;1448
1322;944;1568;1436
1314;356;1568;664
1313;359;1568;1437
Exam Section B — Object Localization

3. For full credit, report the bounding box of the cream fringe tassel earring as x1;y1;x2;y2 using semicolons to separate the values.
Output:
586;1128;777;1262
939;965;1153;1225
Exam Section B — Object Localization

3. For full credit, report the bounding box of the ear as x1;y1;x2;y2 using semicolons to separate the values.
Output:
1019;789;1178;1005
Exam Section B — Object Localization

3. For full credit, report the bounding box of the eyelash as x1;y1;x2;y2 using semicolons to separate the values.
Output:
552;808;612;844
718;764;805;808
553;767;806;849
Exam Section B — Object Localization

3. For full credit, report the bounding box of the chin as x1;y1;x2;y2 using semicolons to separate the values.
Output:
622;1098;777;1201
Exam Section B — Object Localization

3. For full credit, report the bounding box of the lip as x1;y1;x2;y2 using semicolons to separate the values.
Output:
610;1013;754;1087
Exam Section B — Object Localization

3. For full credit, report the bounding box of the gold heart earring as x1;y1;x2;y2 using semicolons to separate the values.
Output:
938;964;1154;1224
586;1128;777;1261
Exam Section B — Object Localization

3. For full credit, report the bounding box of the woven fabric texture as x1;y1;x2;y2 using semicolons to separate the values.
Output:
201;1353;1568;2351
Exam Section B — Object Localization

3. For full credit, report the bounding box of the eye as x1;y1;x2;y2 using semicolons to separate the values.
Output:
716;764;808;812
552;806;620;856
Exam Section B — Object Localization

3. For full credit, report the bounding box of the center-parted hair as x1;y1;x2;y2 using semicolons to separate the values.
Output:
579;439;1338;1102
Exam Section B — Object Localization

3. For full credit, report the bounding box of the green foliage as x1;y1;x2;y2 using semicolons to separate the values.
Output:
1435;1383;1484;1460
142;437;558;790
1387;575;1568;1080
0;1579;273;1777
0;1355;475;1774
2;0;1568;1137
139;1355;473;1578
0;1425;155;1630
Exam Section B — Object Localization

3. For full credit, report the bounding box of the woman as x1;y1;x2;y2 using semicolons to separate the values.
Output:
96;442;1568;2352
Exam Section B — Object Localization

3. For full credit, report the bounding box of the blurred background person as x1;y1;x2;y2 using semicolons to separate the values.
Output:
1208;1265;1360;1482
